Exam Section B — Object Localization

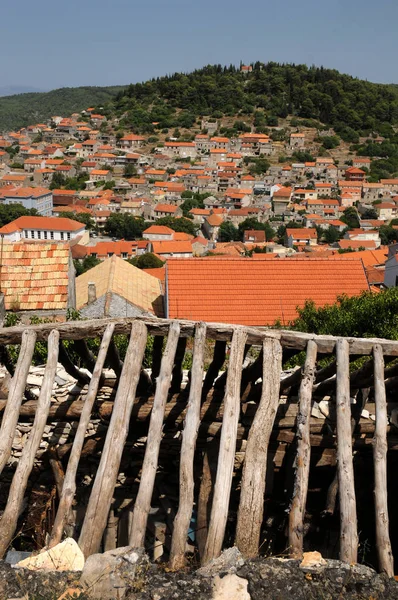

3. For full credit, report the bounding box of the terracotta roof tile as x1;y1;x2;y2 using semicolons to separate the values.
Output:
166;258;369;326
0;242;70;311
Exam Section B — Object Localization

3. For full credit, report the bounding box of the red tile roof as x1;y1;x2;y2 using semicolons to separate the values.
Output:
166;258;369;326
143;225;174;235
0;243;70;311
0;216;85;234
152;241;193;255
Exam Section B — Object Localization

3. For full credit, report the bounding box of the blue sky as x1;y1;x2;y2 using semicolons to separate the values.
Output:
2;0;398;90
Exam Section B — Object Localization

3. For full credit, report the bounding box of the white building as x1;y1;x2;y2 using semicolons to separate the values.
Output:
0;215;87;243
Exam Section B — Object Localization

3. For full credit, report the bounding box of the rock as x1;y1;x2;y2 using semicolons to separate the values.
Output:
15;538;84;572
56;586;82;599
299;551;327;569
79;546;149;599
198;547;245;578
212;574;250;599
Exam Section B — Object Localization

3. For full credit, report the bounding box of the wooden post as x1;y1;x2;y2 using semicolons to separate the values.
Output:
169;322;207;569
202;340;226;398
202;327;248;565
236;337;283;558
129;321;181;548
288;340;317;558
170;337;187;393
49;323;115;548
336;338;358;564
0;329;37;476
0;330;59;558
373;343;394;577
78;321;148;558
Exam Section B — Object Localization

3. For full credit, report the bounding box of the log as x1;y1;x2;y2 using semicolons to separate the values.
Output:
129;321;181;548
170;322;207;570
288;340;318;559
170;337;187;394
106;337;123;378
49;323;115;548
202;340;226;398
0;330;59;558
58;341;90;385
0;329;37;476
235;337;282;558
373;344;394;577
336;338;358;564
78;321;148;557
151;335;164;383
202;327;248;565
196;443;218;559
4;316;398;355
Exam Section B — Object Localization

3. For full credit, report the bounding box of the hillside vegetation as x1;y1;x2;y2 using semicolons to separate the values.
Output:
100;63;398;143
0;85;124;131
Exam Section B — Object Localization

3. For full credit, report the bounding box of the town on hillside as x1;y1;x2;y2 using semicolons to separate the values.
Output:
0;87;396;324
4;57;398;588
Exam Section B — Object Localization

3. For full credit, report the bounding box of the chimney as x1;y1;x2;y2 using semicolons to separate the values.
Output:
88;282;96;304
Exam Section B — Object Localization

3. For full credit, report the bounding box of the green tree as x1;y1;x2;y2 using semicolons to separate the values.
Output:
153;216;197;235
128;253;164;269
292;288;398;340
219;221;240;242
361;208;378;220
62;212;96;230
323;226;340;244
340;207;360;229
238;217;274;241
0;204;37;227
105;214;145;240
74;255;101;276
123;163;137;178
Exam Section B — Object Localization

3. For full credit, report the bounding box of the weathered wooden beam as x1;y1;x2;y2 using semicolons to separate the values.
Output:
236;337;282;558
202;328;248;565
0;330;37;477
78;321;148;558
336;338;358;564
49;323;115;548
373;344;394;577
58;341;90;386
288;340;318;559
170;323;207;570
0;330;59;558
129;321;181;548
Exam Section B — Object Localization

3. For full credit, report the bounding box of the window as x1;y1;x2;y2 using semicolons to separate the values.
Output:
60;232;64;240
44;231;48;240
121;252;128;259
37;231;41;239
108;252;114;257
50;231;54;240
67;232;71;240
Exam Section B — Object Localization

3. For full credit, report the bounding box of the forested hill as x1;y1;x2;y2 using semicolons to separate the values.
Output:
101;63;398;141
0;85;124;131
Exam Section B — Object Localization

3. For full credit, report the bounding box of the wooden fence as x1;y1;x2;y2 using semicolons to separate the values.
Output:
0;315;396;575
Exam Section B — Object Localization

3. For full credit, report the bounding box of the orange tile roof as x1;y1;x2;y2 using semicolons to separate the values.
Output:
166;258;369;326
154;204;178;213
286;228;317;239
0;215;84;234
142;267;166;282
144;225;174;235
152;241;193;254
0;243;70;311
3;186;50;199
338;240;377;250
